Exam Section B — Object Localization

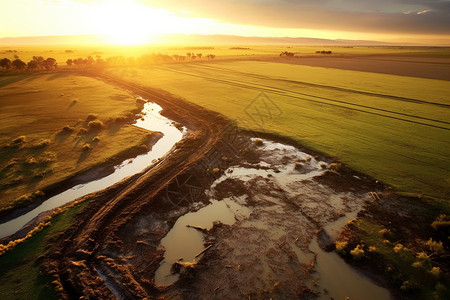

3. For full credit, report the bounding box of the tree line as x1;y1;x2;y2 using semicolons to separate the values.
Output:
0;52;217;72
0;56;57;71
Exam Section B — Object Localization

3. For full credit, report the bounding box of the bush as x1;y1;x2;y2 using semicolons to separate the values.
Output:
60;125;74;134
87;120;103;131
33;138;50;148
350;245;365;260
82;143;91;151
335;240;348;254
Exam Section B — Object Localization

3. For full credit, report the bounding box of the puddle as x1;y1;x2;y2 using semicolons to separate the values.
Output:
0;101;184;240
310;237;391;300
154;197;250;286
152;138;391;299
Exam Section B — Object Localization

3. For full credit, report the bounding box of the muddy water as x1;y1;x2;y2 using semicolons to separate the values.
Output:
155;139;391;299
155;197;251;285
0;101;184;240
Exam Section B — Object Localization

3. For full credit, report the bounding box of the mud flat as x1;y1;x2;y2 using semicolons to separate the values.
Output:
66;135;391;299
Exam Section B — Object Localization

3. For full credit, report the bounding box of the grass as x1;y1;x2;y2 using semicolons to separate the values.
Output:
106;60;450;200
0;73;153;213
0;201;88;300
1;45;449;66
343;219;450;299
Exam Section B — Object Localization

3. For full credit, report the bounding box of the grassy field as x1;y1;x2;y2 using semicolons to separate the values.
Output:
1;45;449;66
106;61;450;200
0;73;153;214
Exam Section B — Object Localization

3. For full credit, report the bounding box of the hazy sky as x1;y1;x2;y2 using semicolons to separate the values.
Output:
1;0;449;44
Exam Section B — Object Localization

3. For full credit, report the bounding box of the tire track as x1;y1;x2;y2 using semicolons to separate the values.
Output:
189;64;450;108
155;66;450;131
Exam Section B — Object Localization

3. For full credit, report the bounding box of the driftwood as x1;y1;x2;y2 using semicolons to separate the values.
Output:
186;224;208;233
195;244;214;258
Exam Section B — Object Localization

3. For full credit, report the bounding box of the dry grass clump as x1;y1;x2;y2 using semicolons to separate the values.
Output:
59;125;75;134
87;120;103;131
32;138;51;148
253;138;264;146
9;136;26;148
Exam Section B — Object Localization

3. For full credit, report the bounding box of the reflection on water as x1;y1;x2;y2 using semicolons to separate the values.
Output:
310;236;391;300
155;197;250;286
0;101;183;239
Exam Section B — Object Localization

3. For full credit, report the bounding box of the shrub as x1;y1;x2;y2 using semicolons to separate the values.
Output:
431;214;450;230
82;143;91;151
60;125;74;134
335;240;348;254
34;138;50;148
253;139;263;146
78;128;88;135
86;114;97;121
368;246;377;253
350;245;364;260
425;238;444;253
393;243;404;253
10;136;26;148
430;267;441;277
87;120;103;131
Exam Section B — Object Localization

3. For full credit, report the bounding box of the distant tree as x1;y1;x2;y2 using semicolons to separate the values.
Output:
66;59;73;66
197;53;202;59
0;58;12;69
32;56;45;69
191;55;196;60
186;52;191;58
43;57;57;70
27;60;39;70
12;59;26;70
13;54;19;60
206;54;216;59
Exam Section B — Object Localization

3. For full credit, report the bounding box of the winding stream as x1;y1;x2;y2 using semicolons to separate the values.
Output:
0;101;184;240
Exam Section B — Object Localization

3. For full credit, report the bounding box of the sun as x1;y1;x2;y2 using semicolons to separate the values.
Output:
93;0;166;45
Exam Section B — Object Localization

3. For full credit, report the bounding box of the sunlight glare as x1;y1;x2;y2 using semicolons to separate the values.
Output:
93;0;174;45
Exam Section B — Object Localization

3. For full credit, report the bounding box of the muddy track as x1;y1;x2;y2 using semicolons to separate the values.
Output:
44;73;229;299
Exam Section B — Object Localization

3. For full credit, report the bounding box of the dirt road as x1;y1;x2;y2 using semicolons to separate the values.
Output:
43;73;231;299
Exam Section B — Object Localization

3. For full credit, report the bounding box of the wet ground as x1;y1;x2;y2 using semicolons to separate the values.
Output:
101;137;390;299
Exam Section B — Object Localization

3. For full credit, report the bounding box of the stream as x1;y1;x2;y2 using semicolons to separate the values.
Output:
0;100;184;240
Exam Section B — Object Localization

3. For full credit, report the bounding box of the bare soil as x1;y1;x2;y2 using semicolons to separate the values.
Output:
270;55;450;81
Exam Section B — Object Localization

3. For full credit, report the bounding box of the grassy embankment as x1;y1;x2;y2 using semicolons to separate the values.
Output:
106;61;450;200
0;73;154;214
0;199;90;299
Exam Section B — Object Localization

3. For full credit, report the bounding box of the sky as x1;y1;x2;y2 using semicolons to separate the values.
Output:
0;0;449;45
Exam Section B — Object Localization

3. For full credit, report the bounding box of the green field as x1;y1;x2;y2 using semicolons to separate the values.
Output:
0;73;152;213
106;61;450;199
2;45;449;66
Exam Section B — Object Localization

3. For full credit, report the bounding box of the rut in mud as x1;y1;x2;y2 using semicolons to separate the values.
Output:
43;76;390;299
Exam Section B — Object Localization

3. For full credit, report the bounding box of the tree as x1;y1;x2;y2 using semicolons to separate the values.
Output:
186;52;191;58
66;59;73;66
43;57;57;70
197;53;202;59
0;58;12;69
27;60;38;70
32;56;45;69
12;59;26;70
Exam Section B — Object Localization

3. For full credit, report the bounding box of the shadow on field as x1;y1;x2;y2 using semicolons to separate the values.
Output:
0;74;38;88
46;72;71;81
77;149;91;164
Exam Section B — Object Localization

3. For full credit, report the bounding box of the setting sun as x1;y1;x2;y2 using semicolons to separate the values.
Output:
93;0;174;45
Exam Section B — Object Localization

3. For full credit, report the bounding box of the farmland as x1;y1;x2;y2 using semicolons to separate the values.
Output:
106;60;450;200
0;73;155;214
0;45;449;299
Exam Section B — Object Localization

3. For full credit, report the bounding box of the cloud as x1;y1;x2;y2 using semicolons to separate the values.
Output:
140;0;450;35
